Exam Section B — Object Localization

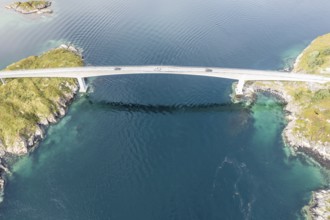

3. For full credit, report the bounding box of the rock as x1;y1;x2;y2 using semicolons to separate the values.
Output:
59;44;83;57
239;82;330;168
0;179;4;194
235;82;330;220
0;44;83;204
39;117;49;126
6;137;28;156
59;44;68;49
304;190;330;220
35;125;45;139
0;162;10;175
26;125;45;148
27;134;34;147
0;141;6;158
47;113;57;124
59;107;66;117
0;160;7;201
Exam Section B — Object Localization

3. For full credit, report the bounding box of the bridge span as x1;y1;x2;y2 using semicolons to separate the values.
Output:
1;66;330;94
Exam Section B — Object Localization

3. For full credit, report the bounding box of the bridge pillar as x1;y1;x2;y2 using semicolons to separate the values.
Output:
235;79;245;96
77;77;87;93
0;78;5;85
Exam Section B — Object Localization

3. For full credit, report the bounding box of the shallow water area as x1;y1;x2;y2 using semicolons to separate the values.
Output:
0;82;329;220
1;0;330;219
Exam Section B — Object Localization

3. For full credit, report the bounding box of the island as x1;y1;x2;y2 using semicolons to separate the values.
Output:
5;0;52;14
0;44;83;199
234;33;330;219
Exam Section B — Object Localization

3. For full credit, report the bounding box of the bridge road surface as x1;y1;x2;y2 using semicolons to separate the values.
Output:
1;66;330;93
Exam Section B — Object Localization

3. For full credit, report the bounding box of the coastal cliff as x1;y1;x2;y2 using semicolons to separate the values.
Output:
0;44;83;198
5;1;52;14
233;33;330;219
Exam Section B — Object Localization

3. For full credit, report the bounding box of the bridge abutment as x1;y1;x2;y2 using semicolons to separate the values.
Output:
0;78;5;85
235;79;245;96
77;77;87;93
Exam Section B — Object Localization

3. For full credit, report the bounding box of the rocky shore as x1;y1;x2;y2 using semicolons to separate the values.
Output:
234;77;330;220
0;44;83;201
233;33;330;220
303;190;330;220
5;1;53;14
4;81;79;156
238;82;330;168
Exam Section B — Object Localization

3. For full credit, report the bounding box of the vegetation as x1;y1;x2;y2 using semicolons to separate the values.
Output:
0;48;83;148
290;33;330;142
293;33;330;74
253;33;330;144
290;84;330;143
253;42;330;216
289;33;330;220
7;0;51;13
15;1;49;10
254;80;330;143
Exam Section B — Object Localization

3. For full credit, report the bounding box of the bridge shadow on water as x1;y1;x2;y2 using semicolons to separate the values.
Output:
85;98;257;136
85;93;286;114
87;99;247;114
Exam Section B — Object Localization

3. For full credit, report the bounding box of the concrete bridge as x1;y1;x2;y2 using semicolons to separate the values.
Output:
1;66;330;95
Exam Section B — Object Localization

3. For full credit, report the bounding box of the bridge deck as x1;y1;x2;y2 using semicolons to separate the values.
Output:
1;66;329;83
1;66;330;93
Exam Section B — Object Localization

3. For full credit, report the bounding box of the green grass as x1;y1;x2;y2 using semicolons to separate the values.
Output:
288;34;330;142
253;80;330;143
294;33;330;74
0;48;83;149
254;33;330;219
253;34;330;144
14;1;50;11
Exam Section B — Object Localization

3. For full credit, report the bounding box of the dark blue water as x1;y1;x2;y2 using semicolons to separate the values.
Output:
0;0;330;219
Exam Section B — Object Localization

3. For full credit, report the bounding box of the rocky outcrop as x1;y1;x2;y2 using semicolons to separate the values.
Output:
233;80;330;220
303;190;330;220
238;83;330;168
5;74;79;156
5;1;53;14
0;45;83;201
0;159;11;201
5;94;77;156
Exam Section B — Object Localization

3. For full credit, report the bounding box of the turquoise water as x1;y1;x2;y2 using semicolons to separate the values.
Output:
0;92;327;219
1;0;330;219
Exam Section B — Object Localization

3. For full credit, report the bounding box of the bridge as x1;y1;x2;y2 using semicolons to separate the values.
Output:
1;66;330;95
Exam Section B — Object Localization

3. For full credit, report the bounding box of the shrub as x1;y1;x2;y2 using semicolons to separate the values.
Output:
0;48;83;148
307;51;322;68
312;89;330;101
322;48;330;56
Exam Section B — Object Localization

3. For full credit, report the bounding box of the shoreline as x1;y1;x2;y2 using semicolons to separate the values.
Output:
233;82;330;220
0;38;328;217
0;44;83;201
237;82;330;168
232;34;330;219
240;84;330;219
